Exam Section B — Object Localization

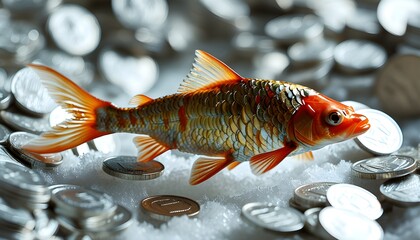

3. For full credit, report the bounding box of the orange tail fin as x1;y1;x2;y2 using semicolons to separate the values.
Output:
22;64;112;154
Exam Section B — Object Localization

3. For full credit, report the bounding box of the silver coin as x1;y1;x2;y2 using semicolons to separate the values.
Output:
341;100;370;111
303;208;327;238
0;110;52;134
0;145;21;165
0;161;47;194
8;132;63;168
380;174;420;207
0;197;36;231
232;32;275;54
294;182;337;208
33;49;94;87
112;0;168;30
265;14;324;44
355;109;403;155
33;209;58;239
283;59;333;89
98;45;159;96
375;55;420;117
51;185;117;219
352;155;417;179
377;0;420;36
288;39;336;66
326;183;383;220
82;205;133;236
241;202;305;232
11;67;57;116
319;207;384;240
199;0;249;23
102;156;164;180
0;87;12;110
288;197;308;212
2;0;61;14
47;4;101;55
345;8;381;38
0;124;11;144
334;40;387;74
0;21;45;63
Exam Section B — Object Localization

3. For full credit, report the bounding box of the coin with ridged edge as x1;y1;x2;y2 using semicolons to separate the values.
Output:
102;156;164;180
294;182;337;208
380;174;420;207
242;202;305;232
8;132;62;169
326;184;383;220
141;195;200;221
352;155;417;179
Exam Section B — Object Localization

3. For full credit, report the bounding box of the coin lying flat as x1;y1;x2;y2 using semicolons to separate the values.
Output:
51;185;117;219
355;109;403;155
375;55;420;117
288;39;336;66
326;183;383;220
319;207;384;240
294;182;337;208
380;174;420;207
102;156;164;180
352;155;417;179
241;202;305;232
334;40;387;74
8;132;63;168
141;195;200;221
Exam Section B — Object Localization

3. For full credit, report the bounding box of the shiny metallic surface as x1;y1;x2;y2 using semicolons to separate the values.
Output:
319;207;384;240
352;155;417;179
0;110;52;134
294;182;336;208
8;132;62;168
326;183;383;220
355;109;403;155
380;174;420;207
141;195;200;221
242;202;305;232
103;156;164;180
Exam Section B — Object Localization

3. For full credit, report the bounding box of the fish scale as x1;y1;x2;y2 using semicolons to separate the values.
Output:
100;79;310;162
23;50;370;184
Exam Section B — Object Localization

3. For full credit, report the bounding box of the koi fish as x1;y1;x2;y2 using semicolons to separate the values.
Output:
23;50;370;185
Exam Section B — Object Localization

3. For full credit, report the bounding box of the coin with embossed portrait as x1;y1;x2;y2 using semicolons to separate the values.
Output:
352;155;417;179
141;195;200;221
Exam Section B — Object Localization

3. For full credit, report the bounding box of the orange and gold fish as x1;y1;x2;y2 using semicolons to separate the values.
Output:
23;50;370;185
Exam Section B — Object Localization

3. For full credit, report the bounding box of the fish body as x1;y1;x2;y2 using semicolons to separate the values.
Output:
24;50;370;185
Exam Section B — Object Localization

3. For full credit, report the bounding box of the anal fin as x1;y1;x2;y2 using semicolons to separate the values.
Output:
190;156;233;185
250;144;297;175
133;135;170;162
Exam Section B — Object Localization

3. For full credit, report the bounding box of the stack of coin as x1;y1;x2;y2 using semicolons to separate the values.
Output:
0;161;51;210
289;182;336;211
50;184;133;238
0;196;37;239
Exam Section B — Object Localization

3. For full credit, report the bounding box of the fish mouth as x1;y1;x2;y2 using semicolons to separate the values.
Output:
350;115;370;136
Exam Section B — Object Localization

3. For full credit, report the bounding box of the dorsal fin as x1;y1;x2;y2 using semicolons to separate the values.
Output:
178;50;243;93
129;94;153;106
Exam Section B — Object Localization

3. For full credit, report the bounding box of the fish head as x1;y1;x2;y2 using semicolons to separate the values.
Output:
287;94;370;148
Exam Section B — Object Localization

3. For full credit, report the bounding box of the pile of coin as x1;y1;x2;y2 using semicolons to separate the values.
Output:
50;184;133;238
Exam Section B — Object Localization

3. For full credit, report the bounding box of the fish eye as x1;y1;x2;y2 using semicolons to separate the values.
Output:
326;111;343;126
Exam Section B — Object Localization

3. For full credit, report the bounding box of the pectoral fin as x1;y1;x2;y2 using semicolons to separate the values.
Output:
189;156;233;185
250;144;297;175
133;135;170;162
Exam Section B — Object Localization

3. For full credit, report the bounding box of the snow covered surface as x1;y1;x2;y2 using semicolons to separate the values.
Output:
37;135;420;240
